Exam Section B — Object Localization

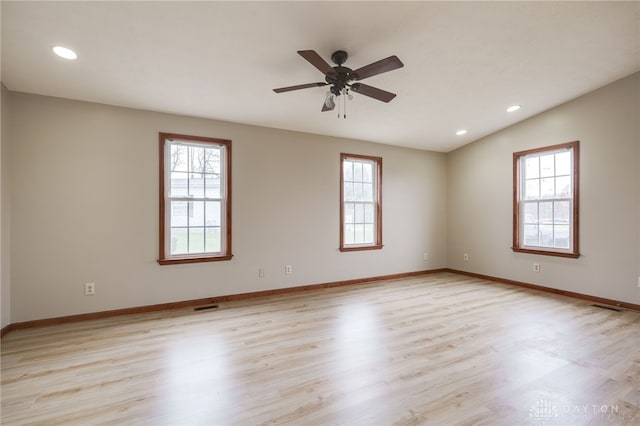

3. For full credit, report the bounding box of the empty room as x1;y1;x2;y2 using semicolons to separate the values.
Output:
1;1;639;425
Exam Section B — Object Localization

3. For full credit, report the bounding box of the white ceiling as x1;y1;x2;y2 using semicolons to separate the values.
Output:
2;1;639;152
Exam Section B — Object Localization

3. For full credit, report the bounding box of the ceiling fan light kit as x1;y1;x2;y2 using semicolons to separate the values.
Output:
324;92;337;110
274;49;404;117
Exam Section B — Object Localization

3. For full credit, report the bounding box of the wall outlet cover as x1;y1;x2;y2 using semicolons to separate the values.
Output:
84;282;95;295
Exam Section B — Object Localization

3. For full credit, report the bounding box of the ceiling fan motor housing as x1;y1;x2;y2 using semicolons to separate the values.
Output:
326;51;355;94
326;65;354;94
331;50;348;66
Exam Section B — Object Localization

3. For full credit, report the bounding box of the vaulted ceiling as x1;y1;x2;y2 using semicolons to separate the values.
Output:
2;1;638;152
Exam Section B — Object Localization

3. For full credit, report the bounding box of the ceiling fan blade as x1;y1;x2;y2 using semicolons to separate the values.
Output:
298;50;335;76
273;82;327;93
350;83;397;103
352;55;404;80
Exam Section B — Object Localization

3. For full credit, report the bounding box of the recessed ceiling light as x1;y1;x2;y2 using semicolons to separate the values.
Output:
507;105;521;113
456;129;467;136
52;46;77;60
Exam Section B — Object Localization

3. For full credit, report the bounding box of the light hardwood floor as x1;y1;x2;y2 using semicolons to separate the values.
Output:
1;272;639;425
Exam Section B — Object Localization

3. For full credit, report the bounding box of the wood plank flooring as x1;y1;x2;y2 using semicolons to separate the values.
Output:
1;272;639;425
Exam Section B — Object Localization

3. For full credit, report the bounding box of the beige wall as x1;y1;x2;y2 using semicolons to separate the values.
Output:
448;72;640;304
1;84;10;328
7;92;448;322
5;72;639;324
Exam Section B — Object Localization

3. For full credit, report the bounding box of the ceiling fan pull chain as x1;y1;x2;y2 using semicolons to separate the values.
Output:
344;90;348;119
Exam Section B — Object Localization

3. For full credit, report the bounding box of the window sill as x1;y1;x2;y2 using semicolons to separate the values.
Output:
339;244;384;252
511;247;580;259
157;254;233;265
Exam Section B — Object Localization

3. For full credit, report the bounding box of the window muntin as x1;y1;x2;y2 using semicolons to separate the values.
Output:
159;133;232;264
513;141;579;258
340;154;382;251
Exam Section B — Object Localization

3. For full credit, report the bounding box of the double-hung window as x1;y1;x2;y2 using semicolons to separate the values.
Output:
340;153;383;251
513;141;579;258
158;133;232;264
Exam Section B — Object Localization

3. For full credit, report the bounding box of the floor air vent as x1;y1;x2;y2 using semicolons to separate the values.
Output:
591;304;623;312
194;305;219;312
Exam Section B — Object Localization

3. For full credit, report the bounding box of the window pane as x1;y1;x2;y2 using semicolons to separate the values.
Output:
170;228;188;255
524;224;539;246
189;173;205;198
554;225;570;248
525;156;539;179
189;201;204;226
354;162;363;181
525;179;539;200
364;224;374;243
523;202;538;224
205;175;221;199
540;154;555;177
170;172;189;197
539;224;553;247
205;227;221;253
539;202;553;223
555;176;571;197
344;161;353;181
364;204;374;223
203;147;220;174
354;182;363;202
540;178;554;198
354;203;364;223
363;183;373;202
362;163;373;182
189;146;205;173
171;145;188;172
205;201;221;226
188;228;205;253
344;203;355;224
354;224;364;243
171;201;188;227
555;151;571;175
554;201;570;223
344;224;354;244
344;182;354;201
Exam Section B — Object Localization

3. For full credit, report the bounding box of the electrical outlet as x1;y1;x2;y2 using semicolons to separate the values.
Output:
637;276;640;288
258;268;265;278
423;252;429;261
533;263;540;273
463;253;469;261
285;265;293;275
84;282;95;296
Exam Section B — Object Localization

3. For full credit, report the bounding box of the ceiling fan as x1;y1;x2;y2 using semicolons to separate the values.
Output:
273;50;404;113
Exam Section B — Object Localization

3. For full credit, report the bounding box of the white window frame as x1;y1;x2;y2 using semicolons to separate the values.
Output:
158;133;232;265
513;141;579;258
